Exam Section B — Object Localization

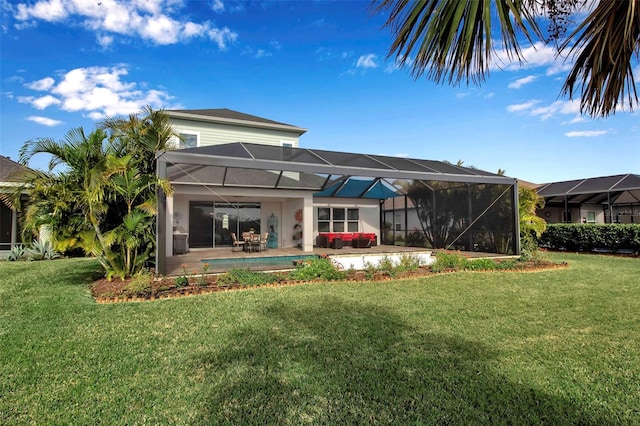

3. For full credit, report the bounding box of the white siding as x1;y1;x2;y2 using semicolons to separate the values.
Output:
170;118;300;148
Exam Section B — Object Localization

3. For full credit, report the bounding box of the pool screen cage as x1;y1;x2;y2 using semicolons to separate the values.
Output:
388;179;518;254
156;143;520;273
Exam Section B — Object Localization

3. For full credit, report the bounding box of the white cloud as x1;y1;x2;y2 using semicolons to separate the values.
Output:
32;94;61;109
212;0;225;13
456;92;470;99
255;49;271;58
507;100;540;113
12;0;238;48
207;27;237;50
507;99;582;120
530;99;580;120
508;75;536;89
565;130;607;137
97;34;114;48
20;65;175;120
491;41;577;77
563;115;587;125
25;77;55;91
27;115;62;126
356;54;378;69
16;0;67;22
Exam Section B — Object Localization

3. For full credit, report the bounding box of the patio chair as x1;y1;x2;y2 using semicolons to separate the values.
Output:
247;233;261;252
231;232;246;252
260;232;269;251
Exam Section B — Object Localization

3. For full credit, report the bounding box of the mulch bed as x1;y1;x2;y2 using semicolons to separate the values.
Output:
90;260;567;304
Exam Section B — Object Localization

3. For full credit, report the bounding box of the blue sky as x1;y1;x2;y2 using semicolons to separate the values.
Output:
1;0;638;184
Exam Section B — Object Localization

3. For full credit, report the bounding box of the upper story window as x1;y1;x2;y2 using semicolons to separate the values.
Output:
178;132;199;149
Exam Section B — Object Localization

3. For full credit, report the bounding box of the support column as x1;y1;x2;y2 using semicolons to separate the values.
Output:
302;193;313;252
11;207;18;249
156;158;167;276
512;181;521;255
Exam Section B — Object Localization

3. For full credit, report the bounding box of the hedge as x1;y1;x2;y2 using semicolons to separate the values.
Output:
538;224;640;253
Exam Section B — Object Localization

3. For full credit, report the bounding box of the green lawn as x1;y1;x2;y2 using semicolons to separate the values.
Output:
1;253;639;424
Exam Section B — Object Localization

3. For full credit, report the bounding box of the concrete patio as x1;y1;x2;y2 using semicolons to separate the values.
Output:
164;244;507;276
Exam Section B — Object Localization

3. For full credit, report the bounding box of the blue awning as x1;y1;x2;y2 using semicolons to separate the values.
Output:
315;178;399;199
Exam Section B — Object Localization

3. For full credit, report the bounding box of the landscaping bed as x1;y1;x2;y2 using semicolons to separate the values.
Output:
90;254;567;303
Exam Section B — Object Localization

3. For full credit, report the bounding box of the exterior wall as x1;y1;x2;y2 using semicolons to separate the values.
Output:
170;118;300;148
538;206;580;224
613;205;640;224
579;204;605;224
167;186;314;254
312;197;381;243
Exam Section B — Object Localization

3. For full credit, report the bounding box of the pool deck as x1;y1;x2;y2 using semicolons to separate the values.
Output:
165;244;508;276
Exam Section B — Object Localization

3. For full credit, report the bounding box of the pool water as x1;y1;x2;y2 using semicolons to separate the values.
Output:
201;254;316;270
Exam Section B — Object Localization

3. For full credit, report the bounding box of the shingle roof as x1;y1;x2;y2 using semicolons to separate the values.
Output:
0;155;31;183
167;108;307;134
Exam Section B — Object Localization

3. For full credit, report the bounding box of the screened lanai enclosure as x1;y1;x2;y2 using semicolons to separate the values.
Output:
155;143;520;275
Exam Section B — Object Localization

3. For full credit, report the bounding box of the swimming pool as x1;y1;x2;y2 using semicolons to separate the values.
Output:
200;254;317;270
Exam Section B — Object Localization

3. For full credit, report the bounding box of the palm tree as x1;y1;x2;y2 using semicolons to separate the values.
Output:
11;107;175;279
371;0;639;117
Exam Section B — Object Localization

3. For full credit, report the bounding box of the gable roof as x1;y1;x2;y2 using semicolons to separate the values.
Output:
0;155;31;183
166;108;307;135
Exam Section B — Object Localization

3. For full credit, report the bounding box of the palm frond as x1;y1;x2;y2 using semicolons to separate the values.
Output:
561;0;640;116
371;0;542;84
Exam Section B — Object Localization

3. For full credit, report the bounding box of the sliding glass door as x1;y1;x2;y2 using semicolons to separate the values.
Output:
189;201;261;248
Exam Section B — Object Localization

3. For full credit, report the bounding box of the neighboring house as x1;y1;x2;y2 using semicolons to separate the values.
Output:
156;108;521;275
536;174;640;224
0;155;30;253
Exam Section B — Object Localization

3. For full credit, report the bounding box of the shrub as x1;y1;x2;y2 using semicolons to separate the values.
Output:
4;245;26;261
124;272;153;297
496;259;519;270
405;230;426;247
466;258;498;270
175;276;189;288
25;240;60;261
218;268;279;288
288;257;347;281
376;256;397;276
430;251;470;272
396;253;422;273
539;224;640;253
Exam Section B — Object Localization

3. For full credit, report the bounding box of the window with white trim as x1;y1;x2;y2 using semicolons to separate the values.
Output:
317;207;359;232
586;211;596;223
178;131;199;149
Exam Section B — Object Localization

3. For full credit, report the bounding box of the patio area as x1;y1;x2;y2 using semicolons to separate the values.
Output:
164;244;508;276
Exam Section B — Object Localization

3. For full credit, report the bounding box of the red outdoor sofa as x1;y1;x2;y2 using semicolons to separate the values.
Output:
316;232;377;249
